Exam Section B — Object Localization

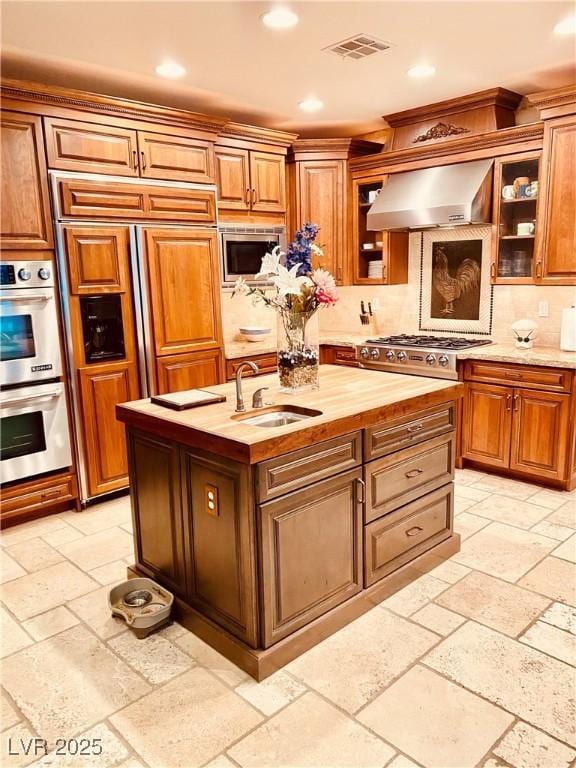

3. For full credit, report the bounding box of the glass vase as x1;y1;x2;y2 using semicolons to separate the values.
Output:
277;309;320;393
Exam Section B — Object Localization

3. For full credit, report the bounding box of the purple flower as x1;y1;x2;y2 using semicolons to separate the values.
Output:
285;223;320;276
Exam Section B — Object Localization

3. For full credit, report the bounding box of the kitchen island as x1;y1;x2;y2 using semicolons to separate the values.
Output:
117;365;463;680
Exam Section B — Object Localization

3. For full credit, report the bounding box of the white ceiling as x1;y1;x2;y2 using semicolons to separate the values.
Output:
2;1;575;136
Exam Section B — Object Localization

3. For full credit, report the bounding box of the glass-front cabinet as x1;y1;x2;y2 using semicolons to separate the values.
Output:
492;152;541;283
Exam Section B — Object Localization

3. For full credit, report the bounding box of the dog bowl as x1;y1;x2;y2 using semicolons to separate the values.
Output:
109;577;173;639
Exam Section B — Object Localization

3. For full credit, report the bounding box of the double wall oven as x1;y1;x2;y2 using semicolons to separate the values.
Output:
0;262;72;483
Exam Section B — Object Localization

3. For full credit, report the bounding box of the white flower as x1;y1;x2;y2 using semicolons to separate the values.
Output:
255;246;283;278
232;277;250;297
311;243;324;259
272;264;312;297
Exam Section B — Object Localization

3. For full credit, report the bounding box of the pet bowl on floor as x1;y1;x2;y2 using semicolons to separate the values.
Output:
108;577;173;638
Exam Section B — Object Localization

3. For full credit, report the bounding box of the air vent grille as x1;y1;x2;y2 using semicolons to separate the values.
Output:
324;34;392;60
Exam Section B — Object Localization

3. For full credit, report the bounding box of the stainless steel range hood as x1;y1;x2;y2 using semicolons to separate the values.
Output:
367;158;493;231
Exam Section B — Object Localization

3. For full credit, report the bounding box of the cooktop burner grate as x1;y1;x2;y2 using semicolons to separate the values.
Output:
366;334;493;350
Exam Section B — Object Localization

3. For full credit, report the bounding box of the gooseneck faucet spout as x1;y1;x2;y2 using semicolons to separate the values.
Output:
235;361;259;412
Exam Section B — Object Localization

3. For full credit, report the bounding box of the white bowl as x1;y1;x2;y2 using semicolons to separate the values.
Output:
240;327;271;342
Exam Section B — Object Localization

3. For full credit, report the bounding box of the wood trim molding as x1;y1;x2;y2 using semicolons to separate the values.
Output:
288;138;384;161
217;121;299;148
349;122;544;174
526;85;576;119
384;87;523;127
0;77;228;136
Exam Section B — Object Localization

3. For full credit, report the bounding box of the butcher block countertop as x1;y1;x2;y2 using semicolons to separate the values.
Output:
117;365;463;464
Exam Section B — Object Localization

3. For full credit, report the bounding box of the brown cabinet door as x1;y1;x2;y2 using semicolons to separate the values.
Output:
215;147;250;210
510;389;570;480
141;228;222;356
64;225;131;294
79;362;140;497
181;448;258;645
250;151;286;212
536;116;576;285
156;349;223;394
462;382;512;469
260;468;363;647
138;131;215;183
44;117;138;176
128;430;188;598
296;161;345;282
1;111;53;249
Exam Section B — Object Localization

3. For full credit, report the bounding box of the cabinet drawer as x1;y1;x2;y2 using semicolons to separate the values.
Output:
365;434;455;523
1;474;77;520
257;431;362;502
365;402;456;460
364;484;453;586
225;353;277;381
463;361;572;393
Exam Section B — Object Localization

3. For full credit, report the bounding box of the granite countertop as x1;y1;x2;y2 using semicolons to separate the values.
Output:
117;365;462;464
456;343;576;370
224;333;366;359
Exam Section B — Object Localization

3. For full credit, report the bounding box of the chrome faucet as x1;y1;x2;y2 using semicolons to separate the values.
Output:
235;361;259;412
252;387;269;409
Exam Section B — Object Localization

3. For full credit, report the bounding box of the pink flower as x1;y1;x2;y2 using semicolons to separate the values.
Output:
316;287;338;304
311;268;338;304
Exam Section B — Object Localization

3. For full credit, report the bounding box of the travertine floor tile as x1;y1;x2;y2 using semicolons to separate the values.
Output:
429;560;471;584
175;630;249;687
454;485;491;501
469;476;540;500
358;665;513;768
67;586;127;639
1;561;98;621
108;630;194;684
454;512;491;540
2;625;150;743
1;723;38;767
412;603;466;636
452;523;555;582
435;571;550;636
381;574;448;617
528;489;574;511
234;670;306;716
21;606;79;641
40;525;84;548
6;538;64;573
552;533;576;563
454;498;477;514
0;517;67;548
287;608;437;714
454;468;488;486
229;691;395;768
115;760;145;768
111;667;262;768
57;528;133;571
520;620;576;666
493;721;576;768
158;622;188;641
530;520;574;541
88;560;130;586
424;621;576;747
203;757;237;768
544;501;576;530
61;497;131;536
385;757;421;768
28;722;130;767
0;607;33;658
469;495;550;530
0;551;26;584
539;602;576;634
1;690;21;730
518;557;576;605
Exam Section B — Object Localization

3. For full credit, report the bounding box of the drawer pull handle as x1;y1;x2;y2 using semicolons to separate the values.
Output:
406;526;424;537
407;423;424;433
505;394;512;412
405;468;424;478
355;478;366;504
41;490;63;500
504;372;522;378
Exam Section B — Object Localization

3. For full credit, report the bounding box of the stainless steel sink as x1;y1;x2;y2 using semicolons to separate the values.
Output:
232;405;322;428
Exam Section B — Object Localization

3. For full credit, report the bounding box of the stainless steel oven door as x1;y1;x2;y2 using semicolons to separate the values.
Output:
0;287;62;385
0;382;72;484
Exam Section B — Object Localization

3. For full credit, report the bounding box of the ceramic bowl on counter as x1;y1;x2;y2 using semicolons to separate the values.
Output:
239;326;272;342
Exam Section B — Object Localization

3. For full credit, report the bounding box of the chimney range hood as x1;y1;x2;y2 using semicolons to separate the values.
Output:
367;158;493;231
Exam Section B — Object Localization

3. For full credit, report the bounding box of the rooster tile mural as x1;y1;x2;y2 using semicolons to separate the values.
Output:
419;226;493;334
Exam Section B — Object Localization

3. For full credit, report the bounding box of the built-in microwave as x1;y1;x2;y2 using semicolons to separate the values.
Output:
219;225;286;285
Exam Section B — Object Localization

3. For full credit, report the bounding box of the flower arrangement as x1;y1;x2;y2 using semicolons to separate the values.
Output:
232;223;338;391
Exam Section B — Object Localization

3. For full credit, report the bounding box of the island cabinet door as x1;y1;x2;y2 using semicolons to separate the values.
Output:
259;468;363;648
127;430;188;598
181;448;259;647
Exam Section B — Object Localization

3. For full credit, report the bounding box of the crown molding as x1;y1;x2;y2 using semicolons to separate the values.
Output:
288;138;384;161
526;84;576;119
218;121;299;148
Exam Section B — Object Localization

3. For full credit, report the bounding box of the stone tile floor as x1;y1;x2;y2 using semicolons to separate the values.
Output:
0;471;575;768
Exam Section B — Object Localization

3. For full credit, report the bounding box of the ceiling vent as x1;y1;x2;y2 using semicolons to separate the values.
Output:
324;34;393;60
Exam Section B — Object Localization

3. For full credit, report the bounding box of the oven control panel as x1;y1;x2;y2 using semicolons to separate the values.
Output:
356;344;458;380
0;262;54;288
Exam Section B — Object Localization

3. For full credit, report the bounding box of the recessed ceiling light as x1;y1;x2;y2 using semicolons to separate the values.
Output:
261;7;299;29
554;13;576;35
407;64;436;79
155;60;186;79
298;98;324;113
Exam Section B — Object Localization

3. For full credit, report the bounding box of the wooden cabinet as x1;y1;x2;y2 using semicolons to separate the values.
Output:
79;362;140;497
141;227;222;356
225;352;277;380
462;362;573;485
128;431;188;598
65;225;131;293
1;471;79;528
535;116;576;284
1;111;53;249
216;146;285;213
156;349;224;394
259;468;363;647
44;117;216;184
320;345;358;367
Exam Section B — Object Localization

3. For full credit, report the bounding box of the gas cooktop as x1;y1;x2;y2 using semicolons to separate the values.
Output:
366;334;493;351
